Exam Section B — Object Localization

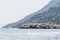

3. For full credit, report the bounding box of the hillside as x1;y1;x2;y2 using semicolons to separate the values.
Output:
3;0;60;28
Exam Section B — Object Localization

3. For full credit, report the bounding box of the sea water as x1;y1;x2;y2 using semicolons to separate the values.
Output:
0;28;60;40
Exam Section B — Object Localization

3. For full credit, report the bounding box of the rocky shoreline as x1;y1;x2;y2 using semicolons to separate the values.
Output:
19;23;60;29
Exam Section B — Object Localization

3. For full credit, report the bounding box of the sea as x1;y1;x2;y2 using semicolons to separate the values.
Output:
0;28;60;40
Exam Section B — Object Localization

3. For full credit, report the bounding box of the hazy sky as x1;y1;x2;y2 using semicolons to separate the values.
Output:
0;0;50;27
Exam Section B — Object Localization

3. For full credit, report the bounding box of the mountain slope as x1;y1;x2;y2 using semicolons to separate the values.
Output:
31;7;60;23
3;0;60;28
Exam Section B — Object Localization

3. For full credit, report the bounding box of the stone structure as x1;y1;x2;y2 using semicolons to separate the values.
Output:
19;23;60;29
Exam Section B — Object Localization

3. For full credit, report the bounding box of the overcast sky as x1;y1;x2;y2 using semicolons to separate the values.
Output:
0;0;50;27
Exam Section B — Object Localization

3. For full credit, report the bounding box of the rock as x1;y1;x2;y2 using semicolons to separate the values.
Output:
19;23;60;29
